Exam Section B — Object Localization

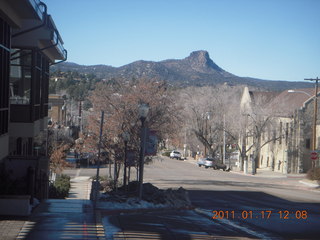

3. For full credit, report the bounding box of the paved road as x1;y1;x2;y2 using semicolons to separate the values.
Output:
63;157;320;239
144;157;320;239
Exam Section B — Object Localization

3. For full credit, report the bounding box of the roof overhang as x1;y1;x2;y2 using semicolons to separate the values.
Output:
0;0;67;63
12;14;67;62
0;0;43;28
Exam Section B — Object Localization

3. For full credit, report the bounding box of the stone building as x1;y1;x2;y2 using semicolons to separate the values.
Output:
48;94;66;125
239;87;319;174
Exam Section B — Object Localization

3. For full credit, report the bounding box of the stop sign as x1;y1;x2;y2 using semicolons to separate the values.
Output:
311;151;318;160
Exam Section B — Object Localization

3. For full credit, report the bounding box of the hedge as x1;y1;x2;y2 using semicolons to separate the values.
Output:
49;174;71;199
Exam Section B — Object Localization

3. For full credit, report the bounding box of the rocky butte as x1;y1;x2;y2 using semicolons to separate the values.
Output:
51;50;311;91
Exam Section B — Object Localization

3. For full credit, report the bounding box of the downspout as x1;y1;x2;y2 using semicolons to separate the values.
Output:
10;1;67;64
50;49;67;65
11;29;67;64
11;1;48;61
12;1;48;38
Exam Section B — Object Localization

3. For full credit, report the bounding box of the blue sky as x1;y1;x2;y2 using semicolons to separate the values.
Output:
46;0;320;81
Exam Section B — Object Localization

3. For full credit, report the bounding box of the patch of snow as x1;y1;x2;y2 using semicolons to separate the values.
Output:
97;197;168;210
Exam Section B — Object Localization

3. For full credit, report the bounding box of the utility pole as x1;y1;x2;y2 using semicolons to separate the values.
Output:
305;77;319;169
92;110;104;206
223;114;226;165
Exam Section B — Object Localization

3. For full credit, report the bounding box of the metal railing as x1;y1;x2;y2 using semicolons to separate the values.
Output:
29;0;44;20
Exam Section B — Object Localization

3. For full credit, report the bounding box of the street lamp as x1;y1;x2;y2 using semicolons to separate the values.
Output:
122;131;130;190
92;111;104;205
288;87;317;169
138;103;149;200
287;89;312;97
204;112;211;156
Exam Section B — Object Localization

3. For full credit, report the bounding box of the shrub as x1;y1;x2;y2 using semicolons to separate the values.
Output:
162;151;171;157
306;167;320;181
49;174;71;199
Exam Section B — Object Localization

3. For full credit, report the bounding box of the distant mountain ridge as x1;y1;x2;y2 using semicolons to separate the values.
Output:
51;50;312;91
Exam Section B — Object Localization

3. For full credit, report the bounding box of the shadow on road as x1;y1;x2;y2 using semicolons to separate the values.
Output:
16;191;320;239
154;178;308;191
188;190;320;239
104;209;256;239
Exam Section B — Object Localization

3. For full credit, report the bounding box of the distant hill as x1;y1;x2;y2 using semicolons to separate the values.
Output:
51;50;312;91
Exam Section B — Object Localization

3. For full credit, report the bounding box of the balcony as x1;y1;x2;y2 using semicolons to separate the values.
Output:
12;14;67;62
0;0;45;28
28;0;43;20
9;1;66;63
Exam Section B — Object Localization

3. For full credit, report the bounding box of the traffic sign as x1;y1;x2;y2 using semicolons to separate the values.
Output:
311;151;318;160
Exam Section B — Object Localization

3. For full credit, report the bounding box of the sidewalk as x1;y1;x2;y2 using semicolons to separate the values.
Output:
0;216;27;240
230;168;303;178
186;157;319;188
0;176;98;240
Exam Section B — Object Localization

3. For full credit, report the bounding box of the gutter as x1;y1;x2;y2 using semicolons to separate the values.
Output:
12;1;48;38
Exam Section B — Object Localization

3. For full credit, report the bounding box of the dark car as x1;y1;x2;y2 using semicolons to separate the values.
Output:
212;160;227;171
201;157;227;171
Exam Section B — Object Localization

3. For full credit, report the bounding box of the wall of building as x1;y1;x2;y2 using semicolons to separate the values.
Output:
48;95;66;125
0;135;9;161
259;117;292;173
0;1;66;206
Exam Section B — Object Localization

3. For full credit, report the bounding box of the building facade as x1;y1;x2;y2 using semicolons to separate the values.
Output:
48;94;67;125
0;0;66;207
239;87;320;174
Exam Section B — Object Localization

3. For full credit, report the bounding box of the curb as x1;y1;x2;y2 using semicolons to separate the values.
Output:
95;210;106;240
299;180;320;188
194;208;276;239
229;170;287;178
97;205;195;216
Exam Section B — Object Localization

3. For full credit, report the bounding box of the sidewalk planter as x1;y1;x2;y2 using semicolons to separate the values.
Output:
0;195;31;216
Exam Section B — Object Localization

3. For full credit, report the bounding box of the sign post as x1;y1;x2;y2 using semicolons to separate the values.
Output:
311;151;318;168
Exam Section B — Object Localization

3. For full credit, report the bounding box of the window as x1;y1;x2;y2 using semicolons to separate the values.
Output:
0;18;10;135
9;48;50;122
10;49;32;105
306;139;311;149
279;122;282;145
285;123;289;145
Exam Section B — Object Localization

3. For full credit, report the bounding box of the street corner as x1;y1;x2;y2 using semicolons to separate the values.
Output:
299;179;320;188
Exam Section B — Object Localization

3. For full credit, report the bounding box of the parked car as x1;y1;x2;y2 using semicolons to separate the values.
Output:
212;159;227;171
204;157;215;169
202;157;227;171
170;150;182;160
197;158;207;167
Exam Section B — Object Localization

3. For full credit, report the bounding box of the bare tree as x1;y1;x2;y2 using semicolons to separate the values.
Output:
49;142;70;174
176;84;243;158
237;90;285;172
85;78;182;186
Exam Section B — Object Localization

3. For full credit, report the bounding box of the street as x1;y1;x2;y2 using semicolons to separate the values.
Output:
145;157;320;239
63;156;320;239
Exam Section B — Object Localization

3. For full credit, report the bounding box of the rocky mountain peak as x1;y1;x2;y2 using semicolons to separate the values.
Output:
185;50;222;72
51;50;313;91
188;50;210;62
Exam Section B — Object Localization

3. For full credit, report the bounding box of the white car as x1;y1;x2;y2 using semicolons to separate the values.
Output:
170;150;182;160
